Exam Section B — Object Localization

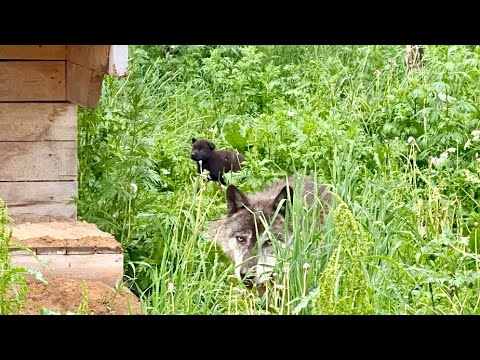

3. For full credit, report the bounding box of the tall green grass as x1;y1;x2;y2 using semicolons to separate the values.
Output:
0;200;27;314
77;45;480;314
0;200;50;315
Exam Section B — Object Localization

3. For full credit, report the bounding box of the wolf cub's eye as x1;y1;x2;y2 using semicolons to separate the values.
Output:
236;236;245;243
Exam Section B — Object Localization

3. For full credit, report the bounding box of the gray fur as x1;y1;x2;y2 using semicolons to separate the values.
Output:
207;176;333;294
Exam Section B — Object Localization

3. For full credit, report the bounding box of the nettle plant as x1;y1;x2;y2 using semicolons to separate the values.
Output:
409;128;480;253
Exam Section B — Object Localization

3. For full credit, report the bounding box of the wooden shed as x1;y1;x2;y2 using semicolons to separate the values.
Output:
0;45;128;220
0;45;129;288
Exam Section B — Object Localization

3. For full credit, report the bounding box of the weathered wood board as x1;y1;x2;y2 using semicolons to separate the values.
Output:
10;219;124;287
0;45;66;60
66;45;109;73
0;181;77;219
0;141;77;181
0;103;76;141
11;253;124;288
66;61;105;108
0;61;66;101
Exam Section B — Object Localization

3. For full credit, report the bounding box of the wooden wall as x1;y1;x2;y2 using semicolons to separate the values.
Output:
0;45;77;219
0;45;113;220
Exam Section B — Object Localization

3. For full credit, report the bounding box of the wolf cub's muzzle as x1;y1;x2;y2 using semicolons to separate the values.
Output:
191;151;200;160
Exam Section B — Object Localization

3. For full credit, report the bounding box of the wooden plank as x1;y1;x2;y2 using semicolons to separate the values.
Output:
0;61;66;101
0;142;76;181
66;61;104;108
36;247;67;255
0;45;66;60
9;249;32;256
0;103;76;141
108;45;128;77
0;181;77;219
66;45;109;73
66;247;95;255
11;253;124;288
8;203;76;221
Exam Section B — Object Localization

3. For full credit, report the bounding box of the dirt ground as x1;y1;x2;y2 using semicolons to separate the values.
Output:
8;217;141;315
11;219;121;251
19;277;143;315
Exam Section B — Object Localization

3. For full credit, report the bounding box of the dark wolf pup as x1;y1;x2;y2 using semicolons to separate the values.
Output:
191;138;246;185
207;176;333;295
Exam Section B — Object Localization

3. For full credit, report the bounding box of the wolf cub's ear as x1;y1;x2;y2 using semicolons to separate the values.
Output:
207;141;215;150
272;186;294;215
192;138;197;144
226;185;250;215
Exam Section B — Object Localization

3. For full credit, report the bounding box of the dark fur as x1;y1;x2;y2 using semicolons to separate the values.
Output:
191;138;245;185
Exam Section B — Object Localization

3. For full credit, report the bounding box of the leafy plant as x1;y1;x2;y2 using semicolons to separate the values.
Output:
0;199;27;315
76;45;480;314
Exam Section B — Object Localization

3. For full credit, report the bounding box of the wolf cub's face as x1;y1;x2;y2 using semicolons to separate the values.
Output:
191;138;215;161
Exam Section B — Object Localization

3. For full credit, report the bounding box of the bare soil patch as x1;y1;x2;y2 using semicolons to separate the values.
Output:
19;277;143;315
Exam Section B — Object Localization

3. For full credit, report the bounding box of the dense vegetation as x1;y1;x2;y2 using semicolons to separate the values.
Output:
72;45;480;314
0;199;47;314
